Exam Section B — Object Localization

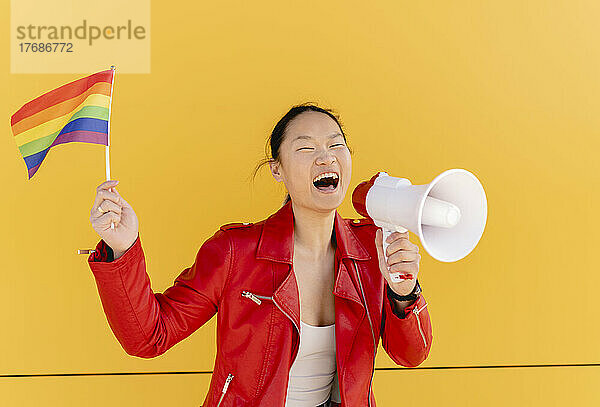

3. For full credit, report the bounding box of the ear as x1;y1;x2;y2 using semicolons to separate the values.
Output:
269;159;283;182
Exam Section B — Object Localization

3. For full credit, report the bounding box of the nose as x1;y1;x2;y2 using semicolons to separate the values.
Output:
315;148;336;165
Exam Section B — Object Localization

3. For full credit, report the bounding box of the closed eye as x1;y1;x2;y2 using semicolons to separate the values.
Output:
330;143;345;147
297;147;314;151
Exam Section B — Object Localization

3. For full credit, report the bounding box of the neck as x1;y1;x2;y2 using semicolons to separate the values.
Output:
291;201;336;260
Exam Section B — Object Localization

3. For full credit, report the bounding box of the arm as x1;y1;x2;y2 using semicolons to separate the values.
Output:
87;229;233;358
380;280;432;367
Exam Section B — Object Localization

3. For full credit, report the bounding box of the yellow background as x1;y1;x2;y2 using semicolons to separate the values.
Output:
2;0;599;405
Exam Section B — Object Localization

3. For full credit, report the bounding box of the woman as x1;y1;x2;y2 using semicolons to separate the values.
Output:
87;103;433;407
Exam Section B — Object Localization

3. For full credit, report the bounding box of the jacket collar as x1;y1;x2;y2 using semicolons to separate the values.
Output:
256;200;371;325
256;199;371;263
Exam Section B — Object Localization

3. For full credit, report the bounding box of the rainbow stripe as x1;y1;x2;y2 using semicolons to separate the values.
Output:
11;69;114;179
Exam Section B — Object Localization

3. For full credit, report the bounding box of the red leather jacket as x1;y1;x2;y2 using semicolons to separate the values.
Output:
88;200;433;406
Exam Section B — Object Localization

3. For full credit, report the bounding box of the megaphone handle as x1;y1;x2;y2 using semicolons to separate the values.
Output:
381;227;413;283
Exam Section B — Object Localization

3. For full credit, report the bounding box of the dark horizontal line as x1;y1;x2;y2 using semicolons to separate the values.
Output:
1;371;214;378
376;363;600;370
2;363;599;378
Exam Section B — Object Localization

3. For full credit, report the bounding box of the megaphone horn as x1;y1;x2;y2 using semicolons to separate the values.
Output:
352;169;487;280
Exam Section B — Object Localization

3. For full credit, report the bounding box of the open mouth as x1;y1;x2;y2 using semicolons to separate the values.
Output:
312;172;339;192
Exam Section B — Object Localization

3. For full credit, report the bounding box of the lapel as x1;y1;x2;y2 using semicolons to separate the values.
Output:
256;200;371;329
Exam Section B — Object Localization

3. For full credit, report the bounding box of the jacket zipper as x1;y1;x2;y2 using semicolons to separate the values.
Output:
241;290;301;360
241;290;300;334
352;260;376;407
412;302;429;348
215;373;234;407
241;290;273;305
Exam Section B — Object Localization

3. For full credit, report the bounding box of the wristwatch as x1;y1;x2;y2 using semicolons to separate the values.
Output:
387;279;421;302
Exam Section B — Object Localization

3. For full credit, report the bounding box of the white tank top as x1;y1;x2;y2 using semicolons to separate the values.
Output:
284;320;341;406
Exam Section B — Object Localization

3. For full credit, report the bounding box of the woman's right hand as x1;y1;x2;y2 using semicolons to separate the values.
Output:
90;180;139;259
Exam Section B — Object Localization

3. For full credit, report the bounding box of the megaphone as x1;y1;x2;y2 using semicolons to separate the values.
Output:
352;169;487;282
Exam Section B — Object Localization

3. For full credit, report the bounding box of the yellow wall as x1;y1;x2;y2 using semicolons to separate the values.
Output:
2;0;599;405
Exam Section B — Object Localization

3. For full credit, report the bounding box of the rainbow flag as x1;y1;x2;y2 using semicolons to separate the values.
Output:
11;69;115;179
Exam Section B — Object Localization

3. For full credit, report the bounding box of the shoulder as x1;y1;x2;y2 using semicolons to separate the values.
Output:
345;216;377;233
196;222;257;250
196;221;262;260
217;220;265;244
344;216;378;241
219;220;263;232
345;217;375;228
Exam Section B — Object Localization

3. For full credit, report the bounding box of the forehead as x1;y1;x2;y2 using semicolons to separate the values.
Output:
285;111;342;143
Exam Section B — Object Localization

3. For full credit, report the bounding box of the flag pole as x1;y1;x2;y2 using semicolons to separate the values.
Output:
107;65;116;230
76;65;117;255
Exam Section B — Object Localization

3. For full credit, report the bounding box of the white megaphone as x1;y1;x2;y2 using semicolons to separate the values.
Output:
352;169;487;282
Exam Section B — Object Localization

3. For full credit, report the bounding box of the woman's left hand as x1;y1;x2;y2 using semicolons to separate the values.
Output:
375;229;421;296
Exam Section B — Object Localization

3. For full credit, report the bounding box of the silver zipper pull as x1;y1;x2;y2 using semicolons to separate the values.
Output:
412;302;429;348
413;302;428;315
241;291;262;305
222;373;234;393
216;373;234;407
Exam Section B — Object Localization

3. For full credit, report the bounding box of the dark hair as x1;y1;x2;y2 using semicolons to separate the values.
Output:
251;102;353;206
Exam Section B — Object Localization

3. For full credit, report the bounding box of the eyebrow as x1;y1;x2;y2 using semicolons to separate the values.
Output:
292;133;343;142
